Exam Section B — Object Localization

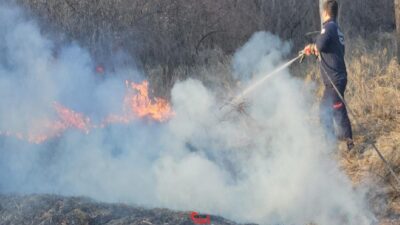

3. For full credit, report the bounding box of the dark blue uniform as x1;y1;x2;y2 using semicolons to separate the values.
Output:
316;18;353;140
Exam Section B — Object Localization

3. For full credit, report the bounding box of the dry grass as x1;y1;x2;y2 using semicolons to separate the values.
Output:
18;0;395;91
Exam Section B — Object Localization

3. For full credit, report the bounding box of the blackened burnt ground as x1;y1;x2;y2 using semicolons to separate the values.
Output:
0;194;255;225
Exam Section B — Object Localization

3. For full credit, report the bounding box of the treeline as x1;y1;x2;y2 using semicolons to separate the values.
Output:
15;0;395;79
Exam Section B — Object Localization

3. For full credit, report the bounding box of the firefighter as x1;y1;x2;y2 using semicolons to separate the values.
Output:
303;0;354;151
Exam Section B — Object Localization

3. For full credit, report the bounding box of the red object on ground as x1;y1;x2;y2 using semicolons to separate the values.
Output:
190;212;211;224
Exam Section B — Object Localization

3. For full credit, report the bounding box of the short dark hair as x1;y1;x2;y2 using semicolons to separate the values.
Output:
323;0;339;18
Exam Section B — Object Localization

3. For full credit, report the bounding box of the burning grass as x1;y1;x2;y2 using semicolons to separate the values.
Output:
0;24;398;223
0;80;174;144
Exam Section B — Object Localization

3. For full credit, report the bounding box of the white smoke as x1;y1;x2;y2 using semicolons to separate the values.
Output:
0;4;376;225
232;32;291;82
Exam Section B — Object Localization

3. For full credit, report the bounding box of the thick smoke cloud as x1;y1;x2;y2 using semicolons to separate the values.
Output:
0;4;376;225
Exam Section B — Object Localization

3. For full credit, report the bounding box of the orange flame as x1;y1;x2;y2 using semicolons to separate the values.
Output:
0;80;174;144
53;102;91;133
124;80;173;122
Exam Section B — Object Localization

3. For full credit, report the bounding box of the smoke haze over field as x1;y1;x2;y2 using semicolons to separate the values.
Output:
0;4;376;225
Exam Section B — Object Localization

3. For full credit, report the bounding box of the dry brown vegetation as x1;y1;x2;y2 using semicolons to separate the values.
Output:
343;38;400;224
15;0;394;92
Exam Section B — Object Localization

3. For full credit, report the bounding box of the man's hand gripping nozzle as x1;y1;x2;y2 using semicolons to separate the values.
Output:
299;44;320;63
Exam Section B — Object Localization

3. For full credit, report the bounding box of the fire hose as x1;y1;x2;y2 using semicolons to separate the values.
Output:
219;54;303;114
223;50;400;191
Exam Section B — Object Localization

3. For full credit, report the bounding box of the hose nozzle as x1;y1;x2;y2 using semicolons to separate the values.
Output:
298;50;306;63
